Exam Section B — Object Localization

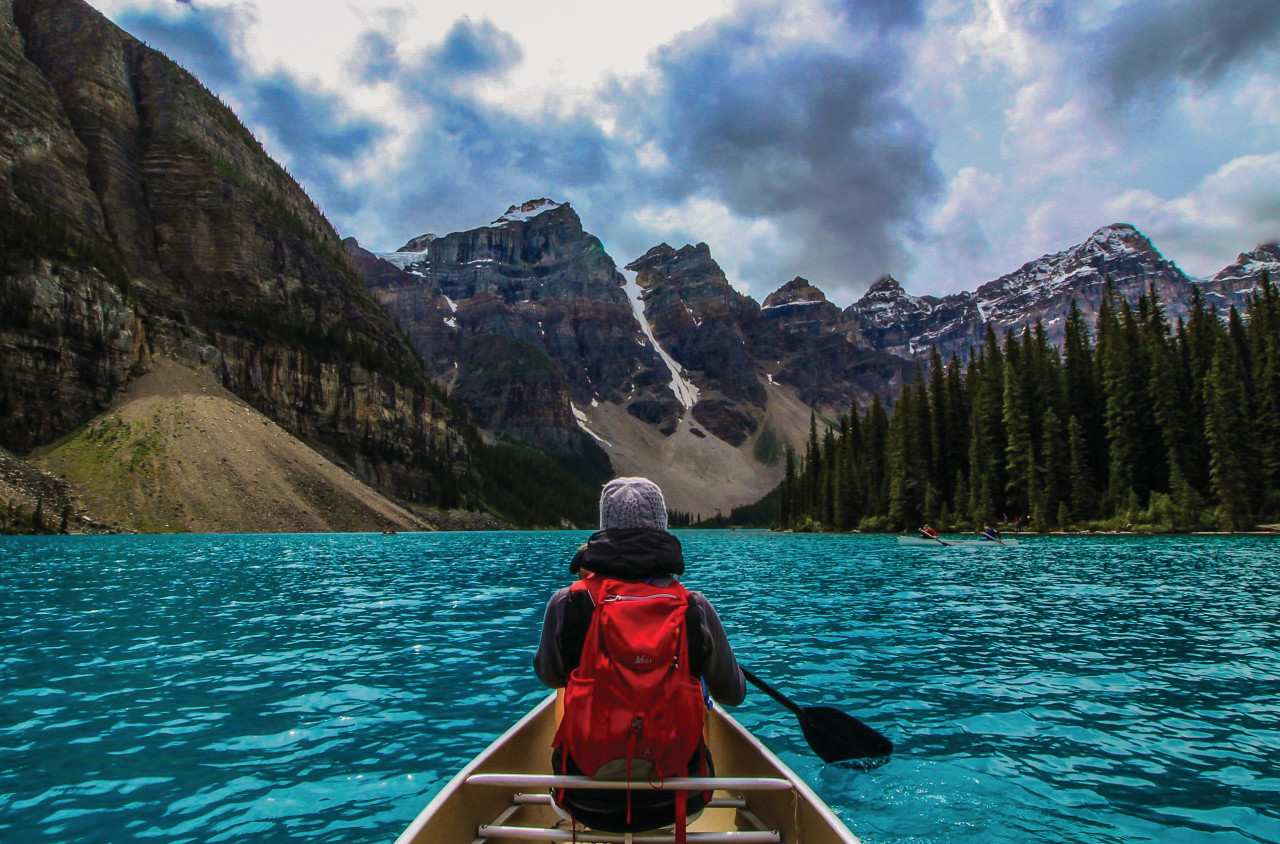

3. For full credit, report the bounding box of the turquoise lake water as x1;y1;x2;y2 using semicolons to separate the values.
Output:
2;531;1277;843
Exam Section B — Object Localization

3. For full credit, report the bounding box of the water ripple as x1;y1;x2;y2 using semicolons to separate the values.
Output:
2;532;1278;843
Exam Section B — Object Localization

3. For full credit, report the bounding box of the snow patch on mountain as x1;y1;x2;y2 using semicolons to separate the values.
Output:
493;198;563;226
620;269;699;411
1214;244;1280;288
762;299;825;311
375;251;428;270
571;402;612;447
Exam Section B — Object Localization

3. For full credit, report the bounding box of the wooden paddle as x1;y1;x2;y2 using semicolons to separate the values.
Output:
741;667;893;763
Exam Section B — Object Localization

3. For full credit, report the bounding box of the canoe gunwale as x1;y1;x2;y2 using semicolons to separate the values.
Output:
395;691;861;844
393;694;557;844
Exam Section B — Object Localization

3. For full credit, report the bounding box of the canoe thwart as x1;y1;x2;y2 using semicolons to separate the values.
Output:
477;825;783;843
515;792;749;810
465;774;794;792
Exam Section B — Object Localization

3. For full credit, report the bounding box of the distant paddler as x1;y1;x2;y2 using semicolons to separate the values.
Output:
919;524;948;546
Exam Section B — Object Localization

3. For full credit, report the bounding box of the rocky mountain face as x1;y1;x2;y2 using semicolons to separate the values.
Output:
358;199;678;453
0;0;469;506
365;204;920;511
745;276;914;415
626;243;764;445
845;224;1266;363
1212;243;1280;292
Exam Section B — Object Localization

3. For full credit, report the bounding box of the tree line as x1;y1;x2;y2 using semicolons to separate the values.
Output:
776;275;1280;533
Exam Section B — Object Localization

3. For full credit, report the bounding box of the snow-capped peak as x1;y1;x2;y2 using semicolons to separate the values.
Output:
492;198;564;226
1213;243;1280;285
1084;223;1150;255
864;275;907;299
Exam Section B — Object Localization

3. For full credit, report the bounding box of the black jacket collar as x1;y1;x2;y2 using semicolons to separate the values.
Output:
569;528;684;578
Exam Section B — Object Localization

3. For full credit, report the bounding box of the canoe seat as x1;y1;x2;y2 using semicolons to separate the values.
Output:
465;774;789;843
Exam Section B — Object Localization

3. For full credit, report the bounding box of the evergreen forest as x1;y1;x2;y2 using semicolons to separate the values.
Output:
775;276;1280;534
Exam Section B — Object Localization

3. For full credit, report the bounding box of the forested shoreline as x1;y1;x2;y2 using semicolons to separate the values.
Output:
775;276;1280;534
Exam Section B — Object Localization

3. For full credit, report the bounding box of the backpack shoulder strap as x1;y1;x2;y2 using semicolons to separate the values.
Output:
559;581;597;674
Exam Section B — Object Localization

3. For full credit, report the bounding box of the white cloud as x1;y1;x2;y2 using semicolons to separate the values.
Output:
630;197;785;293
89;0;1280;303
1105;153;1280;276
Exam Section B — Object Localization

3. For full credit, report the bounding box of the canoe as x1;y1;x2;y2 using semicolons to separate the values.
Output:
897;536;1021;547
396;692;861;844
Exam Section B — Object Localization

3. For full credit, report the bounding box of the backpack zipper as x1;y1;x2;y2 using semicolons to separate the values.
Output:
604;593;681;602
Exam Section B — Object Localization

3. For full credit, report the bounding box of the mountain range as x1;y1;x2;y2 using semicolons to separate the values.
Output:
352;200;1277;514
1;0;1275;529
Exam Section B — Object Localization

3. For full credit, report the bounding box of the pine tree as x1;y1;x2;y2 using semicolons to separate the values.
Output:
928;346;950;504
822;426;837;527
1063;299;1105;490
1247;273;1280;504
943;353;970;513
967;329;1006;523
863;396;889;517
778;446;796;529
1097;287;1157;508
1204;332;1256;529
1182;285;1223;495
1039;408;1068;527
1003;337;1034;518
886;397;914;530
1067;415;1098;519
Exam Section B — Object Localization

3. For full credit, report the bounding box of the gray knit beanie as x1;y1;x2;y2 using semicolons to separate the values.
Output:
599;477;668;531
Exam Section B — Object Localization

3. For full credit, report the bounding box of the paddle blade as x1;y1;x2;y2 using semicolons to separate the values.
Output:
797;705;893;763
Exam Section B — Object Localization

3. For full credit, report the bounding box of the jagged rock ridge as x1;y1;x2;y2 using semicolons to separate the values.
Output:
356;199;677;453
846;223;1269;363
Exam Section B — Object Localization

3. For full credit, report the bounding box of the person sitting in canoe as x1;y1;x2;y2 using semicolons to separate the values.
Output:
919;524;938;541
534;477;745;835
981;523;1001;541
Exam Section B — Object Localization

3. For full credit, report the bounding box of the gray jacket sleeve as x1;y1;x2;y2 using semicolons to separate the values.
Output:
689;592;746;706
533;586;572;688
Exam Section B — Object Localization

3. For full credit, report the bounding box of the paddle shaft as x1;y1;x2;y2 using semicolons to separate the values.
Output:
741;668;802;716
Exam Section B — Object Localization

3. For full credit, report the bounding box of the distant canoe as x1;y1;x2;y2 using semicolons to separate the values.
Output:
897;536;1021;547
395;692;861;843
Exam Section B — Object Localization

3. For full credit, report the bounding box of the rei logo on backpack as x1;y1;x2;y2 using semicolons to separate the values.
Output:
553;576;707;788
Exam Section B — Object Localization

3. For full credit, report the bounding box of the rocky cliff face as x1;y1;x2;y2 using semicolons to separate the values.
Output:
746;276;913;416
365;199;675;452
0;0;469;505
1211;244;1280;295
626;243;763;445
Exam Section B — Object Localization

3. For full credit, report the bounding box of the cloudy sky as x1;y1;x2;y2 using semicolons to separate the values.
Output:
91;0;1280;303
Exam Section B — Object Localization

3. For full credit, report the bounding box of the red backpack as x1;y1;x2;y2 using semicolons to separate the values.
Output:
552;576;708;829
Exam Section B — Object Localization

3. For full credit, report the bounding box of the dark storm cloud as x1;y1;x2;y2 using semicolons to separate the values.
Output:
635;9;941;295
834;0;926;31
356;16;614;240
350;30;400;84
1089;0;1280;107
427;17;523;79
116;3;943;300
117;5;381;216
117;5;245;88
378;85;616;237
249;77;383;160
